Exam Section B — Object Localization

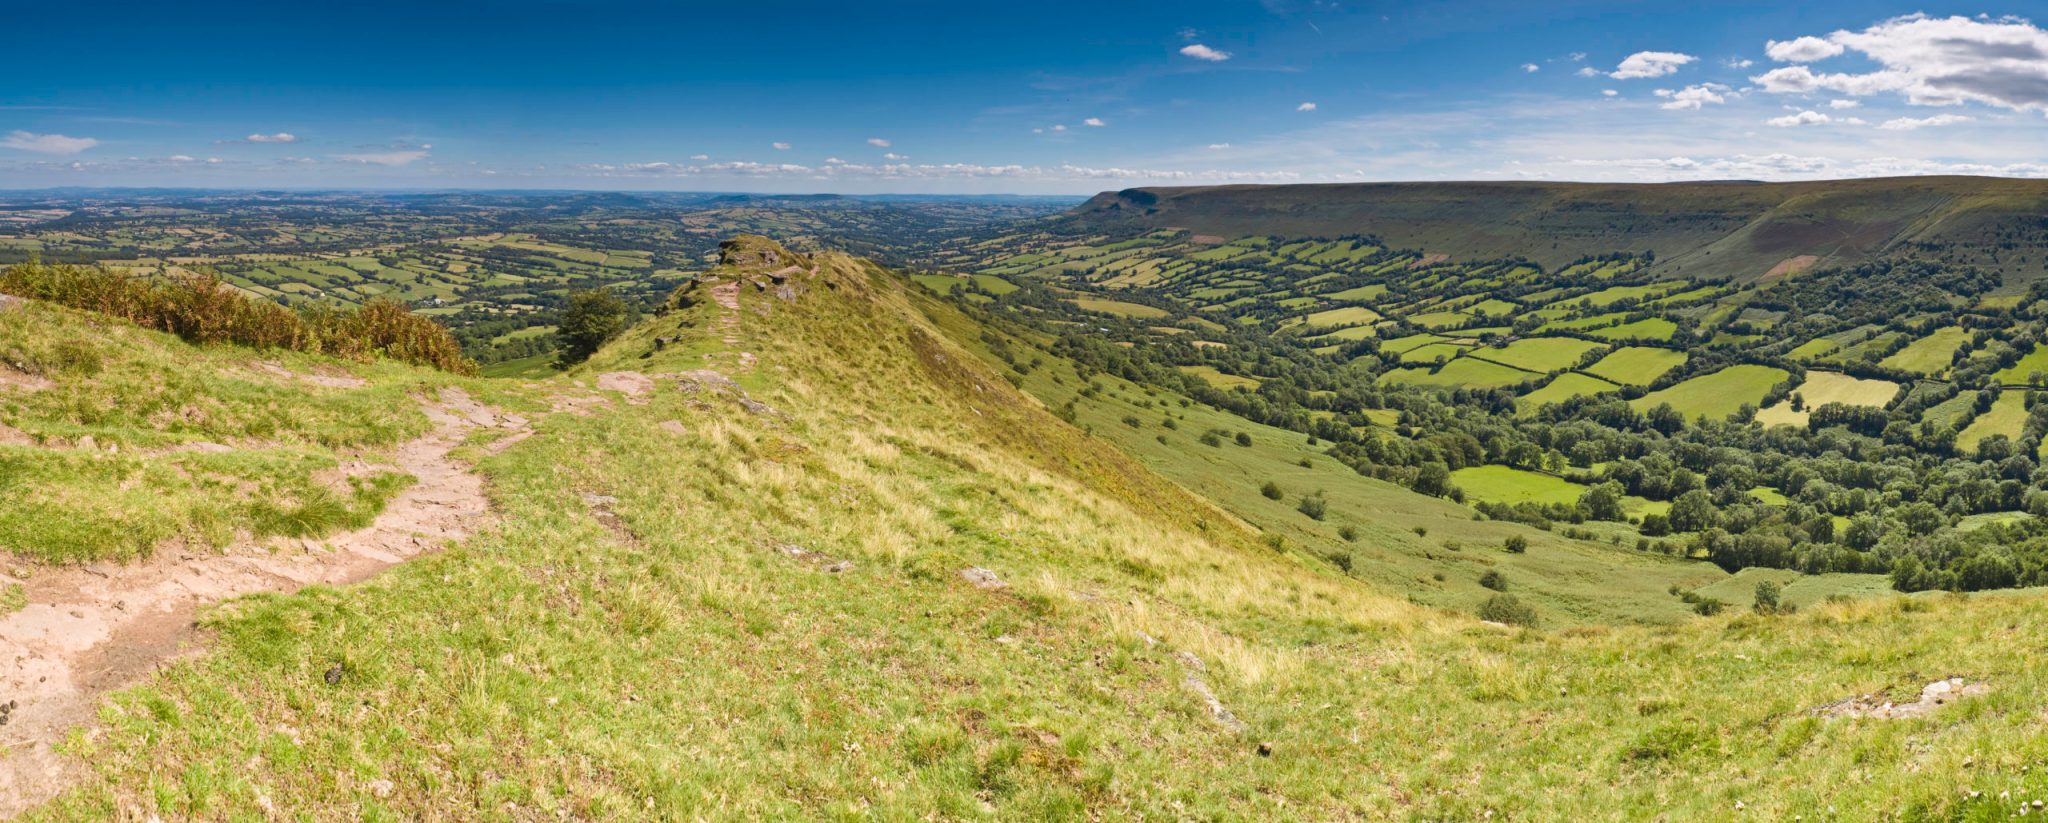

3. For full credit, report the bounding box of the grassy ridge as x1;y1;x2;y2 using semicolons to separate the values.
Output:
23;241;2048;819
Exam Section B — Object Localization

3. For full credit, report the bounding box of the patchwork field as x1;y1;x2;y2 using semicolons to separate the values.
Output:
1518;372;1621;410
1994;343;2048;385
1381;357;1535;389
1583;346;1687;385
1072;296;1169;319
1471;337;1603;373
1881;327;1971;375
1630;364;1790;421
1754;372;1902;428
1448;465;1584;507
1957;390;2030;453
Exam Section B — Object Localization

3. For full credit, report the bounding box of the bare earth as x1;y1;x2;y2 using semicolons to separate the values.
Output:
0;387;527;816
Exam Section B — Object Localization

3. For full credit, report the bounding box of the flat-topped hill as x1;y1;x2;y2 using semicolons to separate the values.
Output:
1072;176;2048;283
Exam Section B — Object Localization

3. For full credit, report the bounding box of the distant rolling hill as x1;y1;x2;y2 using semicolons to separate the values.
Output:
1070;176;2048;286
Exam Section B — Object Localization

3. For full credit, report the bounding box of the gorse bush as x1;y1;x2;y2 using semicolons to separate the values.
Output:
0;262;475;375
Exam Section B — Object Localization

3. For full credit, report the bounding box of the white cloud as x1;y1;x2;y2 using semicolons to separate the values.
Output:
244;132;299;143
168;155;195;162
1051;124;1067;132
331;150;429;166
1766;110;1835;127
1576;67;1600;78
1297;102;1317;111
1765;36;1846;62
1879;113;1975;130
1207;143;1232;149
1655;83;1733;110
690;153;710;160
1601;89;1619;97
866;137;891;147
1829;99;1862;109
883;152;907;160
824;157;844;164
771;142;792;150
1725;57;1755;69
1180;43;1231;62
1083;117;1106;127
1608;51;1696;79
1522;63;1540;73
569;159;1301;183
1;130;97;154
1753;15;2048;113
1568;52;1587;62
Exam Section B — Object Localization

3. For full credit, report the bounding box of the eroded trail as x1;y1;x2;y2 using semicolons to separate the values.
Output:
0;387;527;816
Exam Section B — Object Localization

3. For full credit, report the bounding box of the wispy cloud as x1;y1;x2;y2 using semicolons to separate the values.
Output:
1297;102;1317;111
1;130;98;154
1879;113;1975;130
772;142;792;150
1083;117;1106;127
1180;43;1231;62
866;137;891;147
239;132;299;144
331;149;429;166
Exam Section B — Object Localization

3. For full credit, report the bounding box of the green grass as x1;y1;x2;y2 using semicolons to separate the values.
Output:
1753;372;1901;428
1299;305;1381;328
1071;296;1169;319
1587;317;1678;342
1630;364;1790;421
1994;343;2048;385
1584;346;1687;385
1881;327;1970;375
1518;373;1621;410
1787;339;1841;361
1322;283;1387;302
1177;365;1261;391
1381;357;1535;389
1957;391;2029;453
23;239;2048;821
0;300;441;562
1449;465;1585;507
1472;337;1603;373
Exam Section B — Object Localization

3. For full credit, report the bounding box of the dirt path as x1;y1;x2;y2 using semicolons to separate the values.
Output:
0;387;526;816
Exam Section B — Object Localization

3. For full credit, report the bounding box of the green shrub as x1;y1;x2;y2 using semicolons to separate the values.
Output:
1504;535;1529;553
1297;492;1328;521
1260;481;1283;500
0;262;474;374
1477;594;1538;626
1478;569;1507;591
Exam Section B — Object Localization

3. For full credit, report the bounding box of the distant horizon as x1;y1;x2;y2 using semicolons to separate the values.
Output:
4;2;2045;191
9;169;2048;199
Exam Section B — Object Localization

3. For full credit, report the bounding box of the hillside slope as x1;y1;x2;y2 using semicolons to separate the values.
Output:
9;238;2048;819
1074;177;2048;284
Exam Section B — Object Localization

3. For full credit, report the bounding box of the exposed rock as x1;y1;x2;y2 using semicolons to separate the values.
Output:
1815;677;1989;719
960;567;1006;590
596;371;654;403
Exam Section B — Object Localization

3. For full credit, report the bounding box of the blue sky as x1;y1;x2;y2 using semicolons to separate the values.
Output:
3;1;2046;192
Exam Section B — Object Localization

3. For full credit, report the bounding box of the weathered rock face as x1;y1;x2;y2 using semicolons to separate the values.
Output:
718;235;809;270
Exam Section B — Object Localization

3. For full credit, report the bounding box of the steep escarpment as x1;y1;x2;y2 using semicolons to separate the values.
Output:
1074;176;2048;283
